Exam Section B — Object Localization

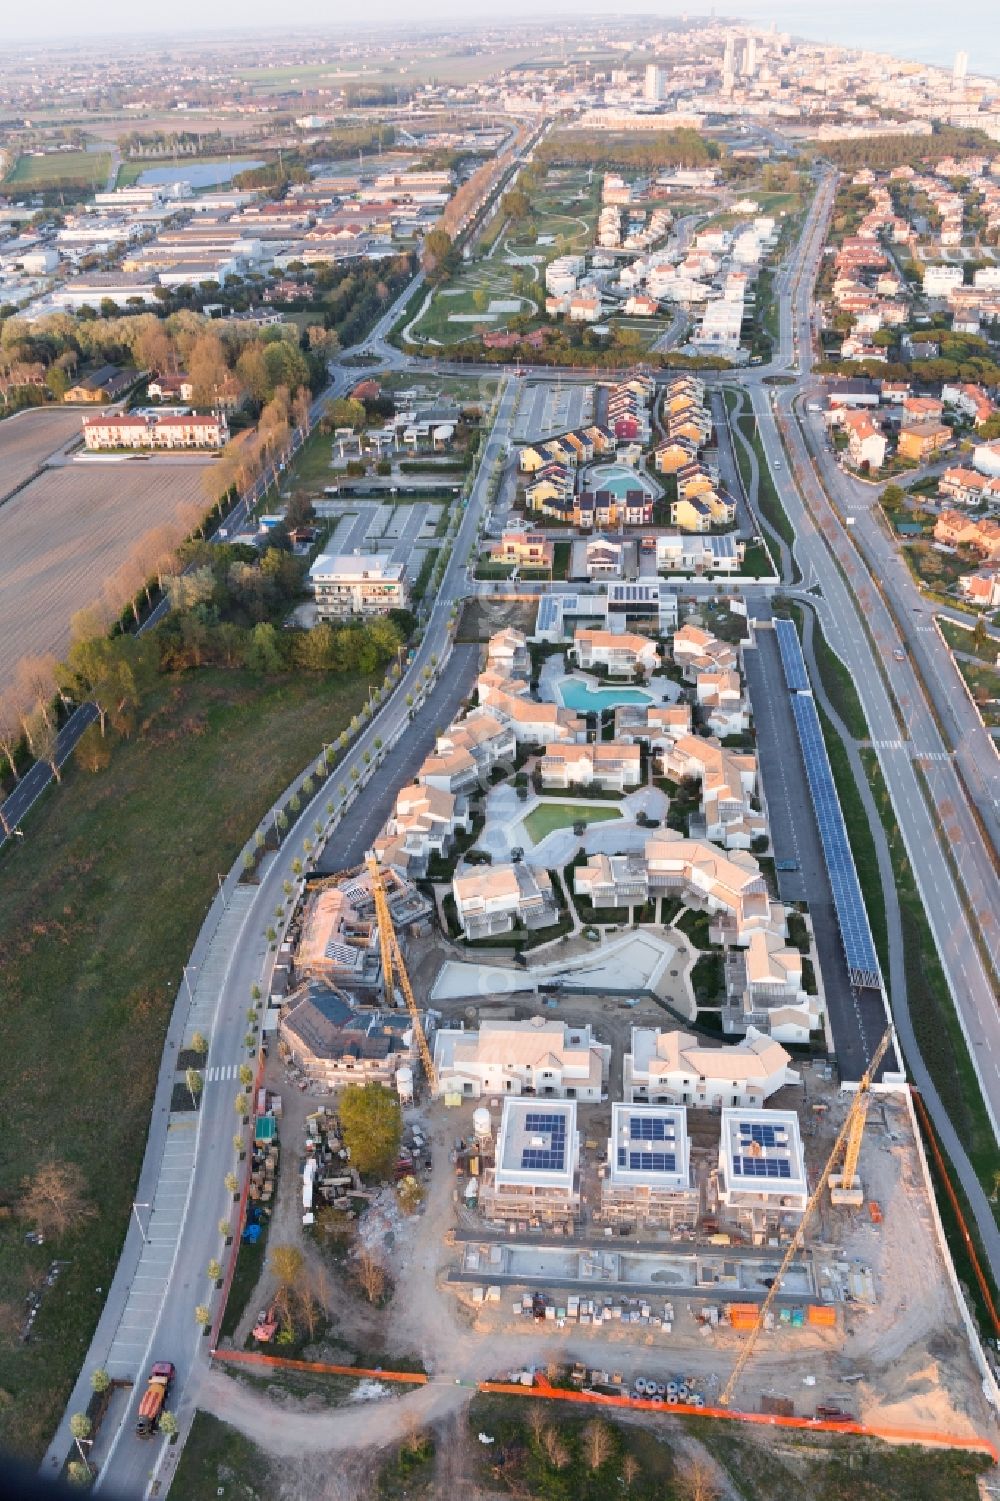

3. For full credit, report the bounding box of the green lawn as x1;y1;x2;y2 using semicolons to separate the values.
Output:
523;800;621;843
0;667;379;1461
283;427;337;498
170;1411;274;1500
956;657;1000;726
5;150;110;189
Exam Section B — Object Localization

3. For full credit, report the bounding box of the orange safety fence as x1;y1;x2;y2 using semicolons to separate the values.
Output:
911;1086;1000;1338
211;1348;428;1385
478;1374;999;1462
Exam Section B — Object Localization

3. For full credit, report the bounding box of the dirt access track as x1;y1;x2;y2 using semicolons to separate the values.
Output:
197;1091;997;1471
0;453;212;703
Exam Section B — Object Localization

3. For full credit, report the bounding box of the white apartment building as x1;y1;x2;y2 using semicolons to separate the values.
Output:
479;1098;581;1227
540;741;642;793
624;1025;800;1108
433;1018;610;1100
600;1104;699;1230
922;263;964;297
451;862;557;939
572;627;659;676
308;552;409;619
717;1107;809;1241
723;928;821;1043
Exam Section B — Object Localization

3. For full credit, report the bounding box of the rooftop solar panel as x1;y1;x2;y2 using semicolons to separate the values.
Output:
629;1116;675;1141
734;1156;792;1179
629;1151;677;1172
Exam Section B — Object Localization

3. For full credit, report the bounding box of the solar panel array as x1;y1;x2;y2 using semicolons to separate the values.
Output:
520;1111;567;1172
733;1156;792;1179
617;1147;678;1173
739;1123;784;1148
774;617;811;693
629;1116;675;1141
790;694;880;987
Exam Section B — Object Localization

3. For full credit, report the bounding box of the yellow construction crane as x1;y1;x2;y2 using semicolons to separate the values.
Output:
365;855;437;1096
718;1026;894;1409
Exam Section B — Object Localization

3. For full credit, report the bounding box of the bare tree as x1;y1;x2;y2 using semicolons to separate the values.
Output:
0;696;22;784
270;1242;304;1289
582;1420;614;1472
27;705;61;782
676;1457;722;1501
19;1160;96;1239
355;1250;386;1305
621;1453;640;1491
541;1426;571;1471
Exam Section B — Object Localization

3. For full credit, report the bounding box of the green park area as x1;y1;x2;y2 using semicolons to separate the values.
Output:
406;165;600;349
523;800;622;844
0;666;380;1460
4;150;111;192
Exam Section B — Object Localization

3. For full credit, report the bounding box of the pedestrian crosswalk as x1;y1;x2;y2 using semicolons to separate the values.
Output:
914;751;952;763
871;738;905;751
205;1063;241;1083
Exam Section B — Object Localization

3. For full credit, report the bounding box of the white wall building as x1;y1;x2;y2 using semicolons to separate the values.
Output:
433;1018;610;1100
624;1025;800;1108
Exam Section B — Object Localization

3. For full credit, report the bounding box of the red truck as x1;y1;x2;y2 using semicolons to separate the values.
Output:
135;1361;175;1438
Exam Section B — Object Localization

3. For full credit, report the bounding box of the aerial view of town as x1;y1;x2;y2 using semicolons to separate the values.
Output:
2;6;1000;1499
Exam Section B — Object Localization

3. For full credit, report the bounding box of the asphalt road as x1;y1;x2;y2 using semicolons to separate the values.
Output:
736;172;1000;1136
41;373;521;1498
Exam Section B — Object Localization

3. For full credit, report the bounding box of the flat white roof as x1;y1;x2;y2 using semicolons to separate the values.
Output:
495;1098;578;1193
719;1108;807;1199
309;552;403;582
607;1104;691;1192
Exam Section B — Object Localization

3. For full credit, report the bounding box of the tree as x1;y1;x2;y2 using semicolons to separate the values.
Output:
76;723;111;774
582;1420;614;1472
19;1161;96;1239
541;1425;571;1471
67;1460;92;1487
190;1031;208;1056
187;332;229;407
195;1304;210;1330
90;1368;111;1394
323;395;366;432
355;1250;386;1305
224;1172;239;1195
238;1062;254;1089
186;1068;202;1108
339;1083;402;1180
26;703;61;782
207;1259;222;1283
270;1242;305;1290
676;1458;722;1501
421;227;458;284
69;1413;92;1444
502;187;530;221
159;1411;179;1438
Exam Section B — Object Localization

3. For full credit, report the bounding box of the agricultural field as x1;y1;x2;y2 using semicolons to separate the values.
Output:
0;458;213;703
3;150;110;191
236;46;559;93
0;406;85;499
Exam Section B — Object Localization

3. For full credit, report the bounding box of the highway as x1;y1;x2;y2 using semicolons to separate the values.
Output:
40;370;519;1497
32;135;1000;1497
734;172;1000;1141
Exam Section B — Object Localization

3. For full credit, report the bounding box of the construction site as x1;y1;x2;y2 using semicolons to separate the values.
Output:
196;850;999;1501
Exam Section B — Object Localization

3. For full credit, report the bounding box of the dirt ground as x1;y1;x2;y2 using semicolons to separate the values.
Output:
194;1080;997;1484
0;457;211;702
0;406;83;498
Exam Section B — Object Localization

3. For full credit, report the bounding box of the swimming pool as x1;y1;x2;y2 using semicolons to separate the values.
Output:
558;679;653;712
588;464;658;500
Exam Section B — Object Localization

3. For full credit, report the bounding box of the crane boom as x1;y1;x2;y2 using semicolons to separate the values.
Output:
365;856;438;1095
719;1026;893;1409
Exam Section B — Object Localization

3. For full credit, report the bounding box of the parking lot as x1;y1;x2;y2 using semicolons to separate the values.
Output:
312;498;444;566
512;380;594;443
744;624;873;1081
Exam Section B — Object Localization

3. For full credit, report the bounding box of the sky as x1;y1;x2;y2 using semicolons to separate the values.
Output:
0;0;990;75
